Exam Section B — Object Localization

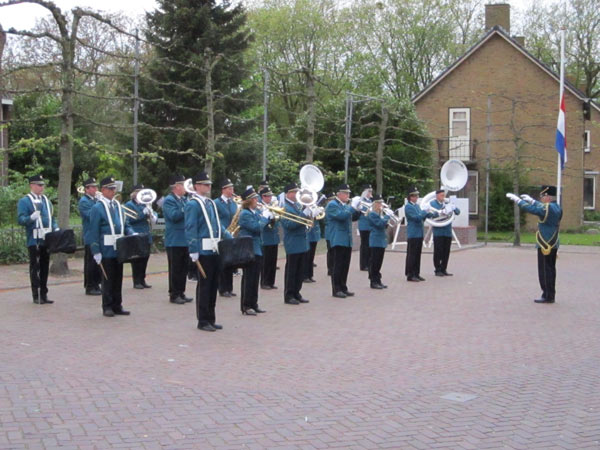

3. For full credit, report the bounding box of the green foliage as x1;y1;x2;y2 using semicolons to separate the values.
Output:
584;210;600;222
0;228;29;264
0;168;57;226
488;168;527;231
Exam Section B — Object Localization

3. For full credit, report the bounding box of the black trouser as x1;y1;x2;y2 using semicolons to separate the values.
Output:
405;238;423;278
538;248;558;301
369;247;385;284
326;240;333;276
84;245;101;291
304;241;318;279
131;255;149;286
261;244;278;287
331;245;352;294
433;236;452;273
28;245;49;299
219;267;234;294
196;254;220;326
188;258;198;281
284;252;305;301
101;257;124;312
359;230;370;270
167;246;188;299
242;255;262;311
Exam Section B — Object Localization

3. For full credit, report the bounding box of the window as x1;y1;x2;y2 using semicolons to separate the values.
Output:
584;130;591;153
449;108;470;160
455;170;479;215
584;172;596;210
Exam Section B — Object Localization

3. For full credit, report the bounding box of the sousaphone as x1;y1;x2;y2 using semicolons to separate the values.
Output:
420;159;468;227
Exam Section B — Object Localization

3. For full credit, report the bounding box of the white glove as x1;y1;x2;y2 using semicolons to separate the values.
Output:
93;253;102;265
350;196;361;209
144;206;152;216
261;209;274;220
30;211;41;221
53;227;60;231
190;252;199;262
506;193;520;203
520;194;535;205
421;202;431;212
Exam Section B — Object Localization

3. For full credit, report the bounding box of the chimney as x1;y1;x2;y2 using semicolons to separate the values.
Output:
485;4;510;34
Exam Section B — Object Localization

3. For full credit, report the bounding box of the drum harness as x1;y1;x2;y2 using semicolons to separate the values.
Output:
28;193;53;240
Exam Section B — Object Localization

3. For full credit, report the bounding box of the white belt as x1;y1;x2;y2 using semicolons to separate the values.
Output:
104;234;124;248
202;237;221;252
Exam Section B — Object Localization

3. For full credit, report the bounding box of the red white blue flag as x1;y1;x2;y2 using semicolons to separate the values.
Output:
555;93;567;169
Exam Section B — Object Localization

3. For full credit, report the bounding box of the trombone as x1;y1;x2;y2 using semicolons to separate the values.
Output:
256;202;314;227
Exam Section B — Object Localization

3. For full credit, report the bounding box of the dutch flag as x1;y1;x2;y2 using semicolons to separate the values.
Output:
555;93;567;169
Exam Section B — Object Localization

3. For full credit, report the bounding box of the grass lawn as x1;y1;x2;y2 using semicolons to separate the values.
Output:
478;231;600;246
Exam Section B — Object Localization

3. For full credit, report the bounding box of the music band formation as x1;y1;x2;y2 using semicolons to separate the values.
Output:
17;164;562;331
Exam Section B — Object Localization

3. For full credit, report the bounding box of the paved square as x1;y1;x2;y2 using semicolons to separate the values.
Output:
1;244;599;449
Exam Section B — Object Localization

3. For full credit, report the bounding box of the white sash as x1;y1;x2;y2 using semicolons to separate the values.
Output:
192;196;222;252
100;198;124;248
28;194;52;240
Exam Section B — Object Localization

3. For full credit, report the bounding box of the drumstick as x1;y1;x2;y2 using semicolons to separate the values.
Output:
99;262;108;280
195;260;207;279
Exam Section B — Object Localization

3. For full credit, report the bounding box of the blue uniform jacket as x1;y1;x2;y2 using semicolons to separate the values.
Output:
89;201;133;258
519;200;562;249
185;197;231;255
404;202;436;239
325;198;361;248
17;194;58;247
238;208;269;256
163;193;187;248
124;200;153;244
430;199;460;238
260;201;280;246
308;219;322;243
78;194;97;246
367;211;390;248
358;198;373;231
324;213;332;242
214;197;238;228
281;200;309;255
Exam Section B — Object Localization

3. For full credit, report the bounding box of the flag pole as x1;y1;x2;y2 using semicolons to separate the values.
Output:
557;28;565;205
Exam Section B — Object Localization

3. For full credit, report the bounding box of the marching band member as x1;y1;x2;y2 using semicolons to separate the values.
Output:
163;175;192;305
404;186;437;282
303;200;323;283
124;184;158;289
326;184;361;298
259;186;279;290
89;176;133;317
17;174;58;304
281;182;310;305
358;184;373;271
507;185;562;304
214;178;238;298
367;195;390;289
78;177;101;296
237;187;271;315
430;189;460;276
185;172;232;332
324;192;335;276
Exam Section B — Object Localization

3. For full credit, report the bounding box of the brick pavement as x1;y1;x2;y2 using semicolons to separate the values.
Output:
1;245;600;449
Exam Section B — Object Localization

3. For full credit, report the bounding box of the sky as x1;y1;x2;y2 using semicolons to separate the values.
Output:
0;0;543;32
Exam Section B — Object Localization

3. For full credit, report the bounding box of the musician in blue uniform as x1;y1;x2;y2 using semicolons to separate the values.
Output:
214;178;238;298
237;187;271;315
78;177;102;296
367;195;390;289
326;184;361;298
281;182;310;305
89;176;134;317
358;184;373;271
17;174;58;304
185;172;232;332
163;175;192;305
404;186;437;282
324;192;335;276
507;185;562;304
259;186;280;290
430;189;460;276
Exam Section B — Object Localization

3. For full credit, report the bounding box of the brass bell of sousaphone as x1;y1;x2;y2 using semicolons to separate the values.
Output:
296;164;326;220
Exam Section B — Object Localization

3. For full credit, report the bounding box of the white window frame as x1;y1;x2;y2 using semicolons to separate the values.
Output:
455;170;479;216
448;108;471;161
584;130;591;153
584;171;597;210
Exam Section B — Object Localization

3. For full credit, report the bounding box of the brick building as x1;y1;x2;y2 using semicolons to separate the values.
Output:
413;4;599;230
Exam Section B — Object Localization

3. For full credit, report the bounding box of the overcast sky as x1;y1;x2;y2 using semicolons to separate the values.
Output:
1;0;541;32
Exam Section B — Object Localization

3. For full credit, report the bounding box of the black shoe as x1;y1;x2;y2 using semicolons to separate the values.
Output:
254;307;267;313
435;271;444;277
229;292;237;297
313;263;317;267
284;298;300;305
380;283;388;289
113;309;130;315
442;271;453;277
220;291;231;298
242;308;257;316
370;283;384;289
333;291;347;298
141;282;152;288
170;297;186;305
198;323;216;332
86;288;102;296
33;298;42;304
417;276;426;281
296;297;309;303
261;285;272;290
41;299;54;304
360;268;368;272
534;298;555;304
270;285;278;289
103;309;115;317
407;276;420;282
211;323;223;330
134;283;145;289
303;278;316;283
343;291;355;297
180;294;193;303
